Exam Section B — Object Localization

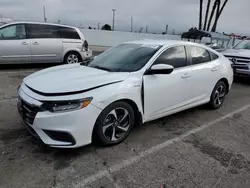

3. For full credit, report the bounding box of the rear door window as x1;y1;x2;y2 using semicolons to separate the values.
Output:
26;24;60;39
188;46;211;65
59;27;80;39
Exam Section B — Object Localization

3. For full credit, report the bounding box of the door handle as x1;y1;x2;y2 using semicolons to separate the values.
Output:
21;42;28;45
211;67;219;72
181;73;191;79
32;42;39;45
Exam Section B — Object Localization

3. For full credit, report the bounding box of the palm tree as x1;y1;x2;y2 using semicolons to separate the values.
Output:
211;0;229;32
207;0;218;31
203;0;211;30
199;0;203;30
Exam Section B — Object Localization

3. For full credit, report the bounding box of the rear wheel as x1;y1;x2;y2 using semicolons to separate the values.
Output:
64;52;81;64
209;81;227;109
93;101;135;145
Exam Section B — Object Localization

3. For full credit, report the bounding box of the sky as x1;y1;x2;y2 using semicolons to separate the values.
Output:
0;0;249;35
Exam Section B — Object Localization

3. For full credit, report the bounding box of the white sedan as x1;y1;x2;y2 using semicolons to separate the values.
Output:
17;40;233;148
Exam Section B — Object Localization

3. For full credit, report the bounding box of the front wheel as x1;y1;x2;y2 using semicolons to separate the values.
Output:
209;81;227;109
93;101;135;146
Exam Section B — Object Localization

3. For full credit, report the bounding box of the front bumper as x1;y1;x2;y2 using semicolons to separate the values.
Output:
234;69;250;77
18;88;102;148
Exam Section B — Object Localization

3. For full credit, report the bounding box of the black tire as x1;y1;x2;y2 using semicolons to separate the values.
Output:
93;101;135;146
64;52;82;64
209;81;227;109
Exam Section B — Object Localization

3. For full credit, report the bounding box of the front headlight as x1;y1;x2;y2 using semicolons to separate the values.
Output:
43;97;93;112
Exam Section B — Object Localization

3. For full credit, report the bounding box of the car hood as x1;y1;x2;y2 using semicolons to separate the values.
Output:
222;49;250;58
23;64;129;95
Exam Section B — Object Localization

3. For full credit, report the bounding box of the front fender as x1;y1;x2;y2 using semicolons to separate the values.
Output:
85;80;143;115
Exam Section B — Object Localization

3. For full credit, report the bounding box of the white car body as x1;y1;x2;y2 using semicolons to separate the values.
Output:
18;40;233;148
0;22;92;64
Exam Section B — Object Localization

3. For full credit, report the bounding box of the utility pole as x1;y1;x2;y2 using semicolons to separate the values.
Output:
98;22;100;30
166;25;168;34
112;9;116;31
43;6;47;22
130;16;133;32
146;26;148;33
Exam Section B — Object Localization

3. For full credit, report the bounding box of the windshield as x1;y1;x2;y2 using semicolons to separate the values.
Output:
88;43;161;72
234;40;250;50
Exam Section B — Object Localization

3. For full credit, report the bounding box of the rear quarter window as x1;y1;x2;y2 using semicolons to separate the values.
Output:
59;27;81;39
209;51;219;60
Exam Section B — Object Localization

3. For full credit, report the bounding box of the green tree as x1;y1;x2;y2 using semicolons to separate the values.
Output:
101;24;111;31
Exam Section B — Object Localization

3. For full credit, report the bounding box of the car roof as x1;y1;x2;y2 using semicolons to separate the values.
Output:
0;21;77;29
125;39;208;48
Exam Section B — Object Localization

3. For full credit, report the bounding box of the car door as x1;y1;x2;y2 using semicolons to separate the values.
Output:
187;45;221;102
0;24;31;64
143;45;192;120
26;24;63;63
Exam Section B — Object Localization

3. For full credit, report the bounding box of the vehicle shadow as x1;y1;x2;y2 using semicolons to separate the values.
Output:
0;63;62;70
234;76;250;85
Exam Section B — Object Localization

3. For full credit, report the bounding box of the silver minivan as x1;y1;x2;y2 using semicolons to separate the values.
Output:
0;22;92;64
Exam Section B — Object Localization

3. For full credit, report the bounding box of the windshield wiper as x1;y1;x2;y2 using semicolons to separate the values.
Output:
91;65;112;72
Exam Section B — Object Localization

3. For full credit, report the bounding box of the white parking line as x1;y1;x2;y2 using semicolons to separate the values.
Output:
73;103;250;188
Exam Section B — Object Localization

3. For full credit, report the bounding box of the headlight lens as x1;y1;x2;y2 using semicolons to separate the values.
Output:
43;97;93;112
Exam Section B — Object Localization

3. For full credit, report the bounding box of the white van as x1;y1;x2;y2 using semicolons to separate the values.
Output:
0;22;92;64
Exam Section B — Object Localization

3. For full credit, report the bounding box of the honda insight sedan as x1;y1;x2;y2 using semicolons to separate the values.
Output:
17;40;233;148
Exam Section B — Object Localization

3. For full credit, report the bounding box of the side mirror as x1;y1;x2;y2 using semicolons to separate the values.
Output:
146;64;174;75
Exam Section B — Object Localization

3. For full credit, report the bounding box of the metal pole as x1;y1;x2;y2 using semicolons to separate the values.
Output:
166;25;168;34
112;9;116;31
130;16;133;32
43;6;47;22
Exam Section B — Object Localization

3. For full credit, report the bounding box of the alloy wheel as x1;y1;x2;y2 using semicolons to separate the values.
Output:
102;107;130;142
213;85;226;107
67;54;79;64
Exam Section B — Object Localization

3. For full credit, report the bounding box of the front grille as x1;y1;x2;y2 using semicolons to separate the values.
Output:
19;99;41;125
225;55;250;65
233;65;249;70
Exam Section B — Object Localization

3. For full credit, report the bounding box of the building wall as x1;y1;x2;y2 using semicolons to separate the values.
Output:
81;29;239;48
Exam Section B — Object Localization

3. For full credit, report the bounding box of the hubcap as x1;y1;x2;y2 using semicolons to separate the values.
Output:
102;108;130;142
67;54;79;64
214;85;225;106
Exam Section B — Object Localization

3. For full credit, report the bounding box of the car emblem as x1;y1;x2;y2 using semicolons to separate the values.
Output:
231;58;237;64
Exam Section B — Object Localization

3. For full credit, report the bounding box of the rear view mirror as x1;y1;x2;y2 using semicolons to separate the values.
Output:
146;64;174;75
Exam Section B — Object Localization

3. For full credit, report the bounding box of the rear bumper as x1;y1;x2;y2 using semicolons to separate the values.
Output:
79;49;92;60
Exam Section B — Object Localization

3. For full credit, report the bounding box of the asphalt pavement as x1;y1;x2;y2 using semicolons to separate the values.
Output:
0;65;250;188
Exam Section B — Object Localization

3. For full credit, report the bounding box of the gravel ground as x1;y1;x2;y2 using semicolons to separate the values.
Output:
0;65;250;188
